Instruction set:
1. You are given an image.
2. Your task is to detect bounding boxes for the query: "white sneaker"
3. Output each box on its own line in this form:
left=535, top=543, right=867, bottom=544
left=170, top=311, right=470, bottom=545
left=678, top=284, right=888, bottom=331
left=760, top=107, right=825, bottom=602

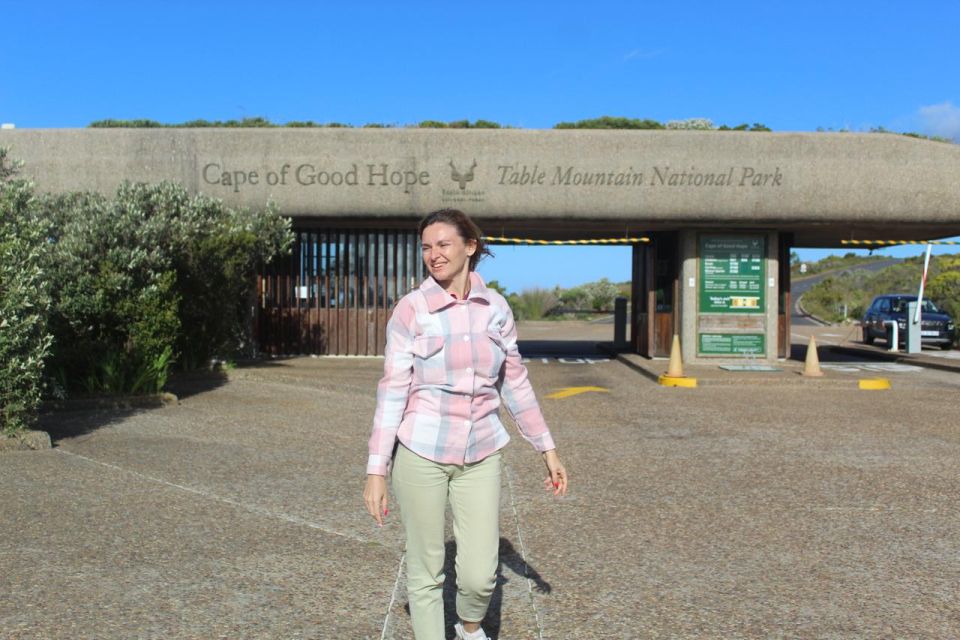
left=454, top=621, right=491, bottom=640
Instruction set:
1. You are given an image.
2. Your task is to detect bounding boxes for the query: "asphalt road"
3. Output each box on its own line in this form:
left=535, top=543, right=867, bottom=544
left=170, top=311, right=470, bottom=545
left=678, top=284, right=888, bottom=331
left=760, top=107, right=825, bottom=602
left=792, top=258, right=901, bottom=326
left=3, top=350, right=959, bottom=639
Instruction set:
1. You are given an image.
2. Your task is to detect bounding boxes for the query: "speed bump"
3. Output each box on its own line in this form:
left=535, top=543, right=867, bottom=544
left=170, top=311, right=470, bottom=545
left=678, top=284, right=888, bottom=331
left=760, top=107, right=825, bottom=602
left=859, top=378, right=892, bottom=390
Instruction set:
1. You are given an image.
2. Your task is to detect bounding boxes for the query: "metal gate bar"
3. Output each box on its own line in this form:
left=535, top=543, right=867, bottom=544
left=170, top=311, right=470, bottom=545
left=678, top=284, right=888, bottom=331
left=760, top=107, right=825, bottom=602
left=257, top=226, right=423, bottom=356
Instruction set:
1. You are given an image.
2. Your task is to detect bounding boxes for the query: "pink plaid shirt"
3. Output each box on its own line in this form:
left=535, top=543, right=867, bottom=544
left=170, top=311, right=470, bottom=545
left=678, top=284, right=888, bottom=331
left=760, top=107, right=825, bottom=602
left=367, top=272, right=556, bottom=475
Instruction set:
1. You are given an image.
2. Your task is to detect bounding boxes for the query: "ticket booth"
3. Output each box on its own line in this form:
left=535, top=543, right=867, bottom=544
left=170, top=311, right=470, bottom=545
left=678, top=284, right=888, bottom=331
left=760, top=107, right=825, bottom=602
left=677, top=231, right=784, bottom=364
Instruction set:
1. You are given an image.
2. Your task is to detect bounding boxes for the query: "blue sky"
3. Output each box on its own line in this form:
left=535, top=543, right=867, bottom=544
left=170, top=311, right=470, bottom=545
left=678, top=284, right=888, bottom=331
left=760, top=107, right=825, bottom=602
left=4, top=1, right=959, bottom=292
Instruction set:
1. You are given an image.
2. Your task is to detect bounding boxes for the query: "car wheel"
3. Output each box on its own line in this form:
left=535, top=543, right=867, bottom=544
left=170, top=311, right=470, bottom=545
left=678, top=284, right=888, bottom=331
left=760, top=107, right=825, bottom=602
left=863, top=329, right=874, bottom=345
left=941, top=343, right=954, bottom=351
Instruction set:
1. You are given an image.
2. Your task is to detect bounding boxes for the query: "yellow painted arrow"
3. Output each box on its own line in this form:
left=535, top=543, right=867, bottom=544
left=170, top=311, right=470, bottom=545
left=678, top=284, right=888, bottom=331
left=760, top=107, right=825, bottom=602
left=545, top=386, right=610, bottom=399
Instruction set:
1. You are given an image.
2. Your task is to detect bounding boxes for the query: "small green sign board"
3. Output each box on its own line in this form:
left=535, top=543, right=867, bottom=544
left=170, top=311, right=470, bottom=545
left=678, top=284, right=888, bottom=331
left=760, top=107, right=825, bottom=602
left=699, top=235, right=765, bottom=313
left=699, top=333, right=765, bottom=355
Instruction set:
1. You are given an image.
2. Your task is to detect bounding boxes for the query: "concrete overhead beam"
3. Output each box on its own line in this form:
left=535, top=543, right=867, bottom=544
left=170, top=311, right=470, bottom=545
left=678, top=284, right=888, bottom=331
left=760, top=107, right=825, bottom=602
left=3, top=128, right=959, bottom=238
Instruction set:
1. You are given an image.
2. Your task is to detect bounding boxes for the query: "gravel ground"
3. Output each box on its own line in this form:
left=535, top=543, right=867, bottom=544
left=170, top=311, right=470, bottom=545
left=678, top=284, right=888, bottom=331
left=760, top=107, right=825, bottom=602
left=2, top=351, right=958, bottom=639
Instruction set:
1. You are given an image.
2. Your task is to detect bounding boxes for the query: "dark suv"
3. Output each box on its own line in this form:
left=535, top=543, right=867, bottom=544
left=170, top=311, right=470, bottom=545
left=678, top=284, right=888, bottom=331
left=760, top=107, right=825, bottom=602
left=862, top=294, right=955, bottom=349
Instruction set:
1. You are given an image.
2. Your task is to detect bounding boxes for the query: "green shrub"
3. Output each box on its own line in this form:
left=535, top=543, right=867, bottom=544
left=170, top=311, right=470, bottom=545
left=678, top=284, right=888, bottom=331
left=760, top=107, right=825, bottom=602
left=174, top=201, right=293, bottom=368
left=0, top=148, right=54, bottom=433
left=581, top=278, right=620, bottom=311
left=37, top=181, right=293, bottom=396
left=39, top=185, right=183, bottom=396
left=927, top=261, right=960, bottom=331
left=512, top=288, right=558, bottom=320
left=558, top=286, right=589, bottom=310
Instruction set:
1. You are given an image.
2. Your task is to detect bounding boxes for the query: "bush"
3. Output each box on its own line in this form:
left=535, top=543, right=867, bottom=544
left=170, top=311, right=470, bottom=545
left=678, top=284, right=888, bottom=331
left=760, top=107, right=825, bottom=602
left=40, top=186, right=183, bottom=395
left=928, top=265, right=960, bottom=328
left=581, top=278, right=620, bottom=311
left=174, top=200, right=293, bottom=368
left=0, top=148, right=54, bottom=433
left=559, top=286, right=589, bottom=310
left=37, top=181, right=293, bottom=396
left=511, top=288, right=559, bottom=320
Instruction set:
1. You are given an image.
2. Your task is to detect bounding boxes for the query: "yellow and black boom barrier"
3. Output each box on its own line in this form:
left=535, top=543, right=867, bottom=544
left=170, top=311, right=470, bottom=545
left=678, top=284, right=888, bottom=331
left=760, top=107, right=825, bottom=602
left=482, top=236, right=650, bottom=246
left=841, top=239, right=960, bottom=247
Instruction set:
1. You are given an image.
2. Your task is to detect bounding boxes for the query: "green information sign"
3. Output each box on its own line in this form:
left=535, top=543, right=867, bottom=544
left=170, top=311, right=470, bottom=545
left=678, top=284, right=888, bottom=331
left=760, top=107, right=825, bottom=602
left=699, top=333, right=765, bottom=355
left=699, top=235, right=765, bottom=314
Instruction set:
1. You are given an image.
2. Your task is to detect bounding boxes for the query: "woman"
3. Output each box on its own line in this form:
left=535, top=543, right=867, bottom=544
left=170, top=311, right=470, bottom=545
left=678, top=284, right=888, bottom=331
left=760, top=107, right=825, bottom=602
left=363, top=208, right=568, bottom=640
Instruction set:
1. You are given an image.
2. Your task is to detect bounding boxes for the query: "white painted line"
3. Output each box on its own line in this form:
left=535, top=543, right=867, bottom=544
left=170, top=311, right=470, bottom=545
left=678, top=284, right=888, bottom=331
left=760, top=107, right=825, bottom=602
left=819, top=362, right=923, bottom=373
left=504, top=463, right=546, bottom=640
left=521, top=357, right=611, bottom=365
left=925, top=351, right=960, bottom=359
left=56, top=448, right=375, bottom=545
left=380, top=552, right=406, bottom=640
left=819, top=365, right=861, bottom=372
left=861, top=364, right=923, bottom=373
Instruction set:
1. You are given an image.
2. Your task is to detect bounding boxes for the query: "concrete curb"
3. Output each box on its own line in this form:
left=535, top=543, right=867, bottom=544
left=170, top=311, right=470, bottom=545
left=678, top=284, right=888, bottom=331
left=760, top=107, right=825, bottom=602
left=600, top=342, right=896, bottom=388
left=0, top=430, right=52, bottom=451
left=795, top=293, right=832, bottom=326
left=41, top=392, right=179, bottom=414
left=597, top=343, right=661, bottom=383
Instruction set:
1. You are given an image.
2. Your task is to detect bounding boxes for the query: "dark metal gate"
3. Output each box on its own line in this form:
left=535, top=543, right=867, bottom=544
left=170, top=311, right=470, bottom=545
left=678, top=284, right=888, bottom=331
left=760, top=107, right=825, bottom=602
left=256, top=227, right=425, bottom=356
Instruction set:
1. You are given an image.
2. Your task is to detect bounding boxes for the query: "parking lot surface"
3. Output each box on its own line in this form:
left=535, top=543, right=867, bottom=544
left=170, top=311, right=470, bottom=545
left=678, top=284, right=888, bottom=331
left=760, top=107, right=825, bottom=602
left=2, top=347, right=959, bottom=639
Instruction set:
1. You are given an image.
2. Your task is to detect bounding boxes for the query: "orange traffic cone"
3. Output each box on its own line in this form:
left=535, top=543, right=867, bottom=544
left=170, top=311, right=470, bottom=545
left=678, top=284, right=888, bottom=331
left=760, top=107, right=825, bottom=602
left=660, top=335, right=697, bottom=387
left=664, top=335, right=685, bottom=377
left=801, top=335, right=824, bottom=377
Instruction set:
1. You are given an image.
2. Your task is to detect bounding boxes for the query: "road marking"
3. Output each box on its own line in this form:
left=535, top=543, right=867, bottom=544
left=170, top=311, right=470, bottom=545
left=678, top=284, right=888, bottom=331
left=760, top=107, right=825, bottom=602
left=861, top=364, right=923, bottom=372
left=55, top=448, right=376, bottom=545
left=925, top=350, right=960, bottom=359
left=818, top=365, right=861, bottom=373
left=860, top=378, right=892, bottom=390
left=380, top=552, right=406, bottom=640
left=503, top=463, right=546, bottom=640
left=820, top=363, right=923, bottom=373
left=545, top=386, right=610, bottom=399
left=521, top=357, right=611, bottom=365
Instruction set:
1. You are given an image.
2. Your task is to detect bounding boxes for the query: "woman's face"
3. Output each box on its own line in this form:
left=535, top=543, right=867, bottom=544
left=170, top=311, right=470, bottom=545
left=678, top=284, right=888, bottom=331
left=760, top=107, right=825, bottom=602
left=421, top=222, right=476, bottom=285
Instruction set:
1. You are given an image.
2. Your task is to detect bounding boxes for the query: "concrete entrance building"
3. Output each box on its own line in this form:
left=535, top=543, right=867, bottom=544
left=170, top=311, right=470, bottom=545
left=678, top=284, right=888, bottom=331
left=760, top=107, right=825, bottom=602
left=5, top=128, right=960, bottom=362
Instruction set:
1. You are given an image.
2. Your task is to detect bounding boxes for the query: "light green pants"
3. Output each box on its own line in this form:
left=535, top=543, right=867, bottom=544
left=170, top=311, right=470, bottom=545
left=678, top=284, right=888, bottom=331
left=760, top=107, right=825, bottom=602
left=392, top=445, right=502, bottom=640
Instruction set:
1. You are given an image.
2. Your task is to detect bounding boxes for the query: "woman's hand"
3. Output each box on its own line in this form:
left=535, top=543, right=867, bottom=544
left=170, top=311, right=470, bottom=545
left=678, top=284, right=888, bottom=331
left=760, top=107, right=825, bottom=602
left=541, top=449, right=568, bottom=497
left=363, top=474, right=389, bottom=526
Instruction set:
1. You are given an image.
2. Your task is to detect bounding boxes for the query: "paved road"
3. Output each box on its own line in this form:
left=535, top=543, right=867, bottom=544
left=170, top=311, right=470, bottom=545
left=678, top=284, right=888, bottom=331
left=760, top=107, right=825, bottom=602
left=792, top=258, right=901, bottom=326
left=3, top=351, right=958, bottom=639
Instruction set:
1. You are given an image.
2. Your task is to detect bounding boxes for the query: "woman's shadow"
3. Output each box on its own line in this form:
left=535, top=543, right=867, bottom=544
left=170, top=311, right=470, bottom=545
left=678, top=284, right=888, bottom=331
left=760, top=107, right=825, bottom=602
left=404, top=537, right=552, bottom=640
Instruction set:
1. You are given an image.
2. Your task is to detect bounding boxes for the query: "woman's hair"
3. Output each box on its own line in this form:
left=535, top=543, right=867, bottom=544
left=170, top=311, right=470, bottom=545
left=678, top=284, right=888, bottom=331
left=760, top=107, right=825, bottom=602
left=418, top=208, right=493, bottom=271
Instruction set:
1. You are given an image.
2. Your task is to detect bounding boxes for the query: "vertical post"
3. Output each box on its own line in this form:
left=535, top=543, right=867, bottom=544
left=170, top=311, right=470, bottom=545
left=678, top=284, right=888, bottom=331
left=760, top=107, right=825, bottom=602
left=906, top=301, right=921, bottom=353
left=614, top=297, right=627, bottom=348
left=645, top=243, right=655, bottom=358
left=630, top=243, right=642, bottom=353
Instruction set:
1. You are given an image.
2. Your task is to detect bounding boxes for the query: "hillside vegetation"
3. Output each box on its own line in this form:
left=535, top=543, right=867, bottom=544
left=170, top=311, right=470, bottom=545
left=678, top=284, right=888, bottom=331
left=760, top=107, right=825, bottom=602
left=790, top=252, right=888, bottom=279
left=801, top=253, right=960, bottom=324
left=486, top=278, right=631, bottom=321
